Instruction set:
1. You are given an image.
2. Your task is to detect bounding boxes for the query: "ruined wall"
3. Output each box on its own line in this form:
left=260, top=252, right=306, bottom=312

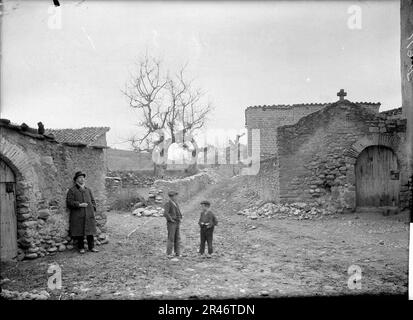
left=0, top=126, right=107, bottom=260
left=277, top=102, right=408, bottom=212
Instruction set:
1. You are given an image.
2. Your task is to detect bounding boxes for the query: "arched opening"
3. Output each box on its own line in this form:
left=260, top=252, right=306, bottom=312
left=0, top=159, right=17, bottom=260
left=355, top=145, right=400, bottom=207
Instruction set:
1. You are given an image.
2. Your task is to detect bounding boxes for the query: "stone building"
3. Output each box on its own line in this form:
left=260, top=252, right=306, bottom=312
left=0, top=120, right=109, bottom=261
left=245, top=90, right=410, bottom=213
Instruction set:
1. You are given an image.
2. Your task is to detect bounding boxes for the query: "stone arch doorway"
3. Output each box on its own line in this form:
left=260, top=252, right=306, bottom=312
left=355, top=145, right=400, bottom=207
left=0, top=159, right=17, bottom=260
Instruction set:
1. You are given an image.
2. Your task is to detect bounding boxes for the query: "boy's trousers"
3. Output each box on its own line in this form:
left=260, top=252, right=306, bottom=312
left=199, top=226, right=214, bottom=254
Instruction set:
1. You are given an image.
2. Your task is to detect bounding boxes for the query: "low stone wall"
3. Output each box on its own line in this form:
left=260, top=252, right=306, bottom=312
left=105, top=170, right=188, bottom=210
left=153, top=171, right=214, bottom=203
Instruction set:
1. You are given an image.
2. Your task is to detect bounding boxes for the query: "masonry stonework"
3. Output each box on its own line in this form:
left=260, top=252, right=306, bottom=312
left=0, top=123, right=108, bottom=260
left=244, top=89, right=411, bottom=214
left=277, top=101, right=408, bottom=212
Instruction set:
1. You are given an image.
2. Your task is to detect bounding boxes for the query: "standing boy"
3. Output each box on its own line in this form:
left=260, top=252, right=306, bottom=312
left=198, top=200, right=218, bottom=257
left=163, top=190, right=182, bottom=257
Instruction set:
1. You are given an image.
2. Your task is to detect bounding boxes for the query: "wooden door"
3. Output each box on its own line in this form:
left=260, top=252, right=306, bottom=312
left=355, top=146, right=400, bottom=207
left=0, top=159, right=17, bottom=260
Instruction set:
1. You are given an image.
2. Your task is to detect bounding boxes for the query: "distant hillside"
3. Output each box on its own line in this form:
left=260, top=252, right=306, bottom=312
left=106, top=148, right=153, bottom=171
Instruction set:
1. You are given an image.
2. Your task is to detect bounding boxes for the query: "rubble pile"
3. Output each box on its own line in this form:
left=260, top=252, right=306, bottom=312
left=131, top=188, right=165, bottom=217
left=237, top=202, right=334, bottom=220
left=131, top=205, right=164, bottom=218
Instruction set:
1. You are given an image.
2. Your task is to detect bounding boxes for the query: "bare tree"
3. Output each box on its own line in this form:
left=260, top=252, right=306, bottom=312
left=122, top=54, right=212, bottom=174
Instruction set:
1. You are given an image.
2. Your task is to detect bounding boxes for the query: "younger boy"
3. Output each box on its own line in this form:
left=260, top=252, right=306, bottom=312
left=198, top=200, right=218, bottom=257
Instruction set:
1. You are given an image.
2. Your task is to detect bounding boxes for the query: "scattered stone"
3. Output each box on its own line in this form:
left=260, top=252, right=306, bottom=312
left=379, top=240, right=385, bottom=245
left=100, top=238, right=109, bottom=245
left=58, top=244, right=66, bottom=252
left=238, top=201, right=334, bottom=221
left=143, top=210, right=153, bottom=217
left=132, top=208, right=145, bottom=216
left=24, top=253, right=38, bottom=259
left=47, top=247, right=57, bottom=253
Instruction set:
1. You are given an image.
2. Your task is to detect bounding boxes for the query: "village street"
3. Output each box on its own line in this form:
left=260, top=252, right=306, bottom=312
left=0, top=176, right=409, bottom=299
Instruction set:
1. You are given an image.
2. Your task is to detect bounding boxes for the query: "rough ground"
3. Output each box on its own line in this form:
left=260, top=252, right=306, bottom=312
left=1, top=176, right=409, bottom=299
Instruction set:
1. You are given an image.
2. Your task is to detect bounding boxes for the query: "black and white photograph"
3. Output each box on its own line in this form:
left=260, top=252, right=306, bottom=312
left=0, top=0, right=412, bottom=309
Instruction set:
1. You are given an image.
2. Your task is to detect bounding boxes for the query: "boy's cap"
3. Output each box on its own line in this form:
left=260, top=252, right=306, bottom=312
left=200, top=200, right=211, bottom=206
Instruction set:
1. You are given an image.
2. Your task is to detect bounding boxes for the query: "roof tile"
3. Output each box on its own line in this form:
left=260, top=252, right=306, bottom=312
left=45, top=127, right=110, bottom=147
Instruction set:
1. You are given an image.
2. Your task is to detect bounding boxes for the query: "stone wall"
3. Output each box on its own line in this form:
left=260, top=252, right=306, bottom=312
left=245, top=157, right=279, bottom=202
left=245, top=102, right=380, bottom=160
left=105, top=170, right=188, bottom=210
left=277, top=101, right=408, bottom=212
left=245, top=104, right=328, bottom=159
left=0, top=125, right=108, bottom=260
left=153, top=171, right=214, bottom=203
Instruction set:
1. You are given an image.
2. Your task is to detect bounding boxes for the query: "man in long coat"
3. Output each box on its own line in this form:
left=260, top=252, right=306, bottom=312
left=163, top=190, right=182, bottom=257
left=66, top=171, right=99, bottom=254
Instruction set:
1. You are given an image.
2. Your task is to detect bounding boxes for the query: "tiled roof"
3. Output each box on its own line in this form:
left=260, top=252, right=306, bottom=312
left=45, top=127, right=110, bottom=147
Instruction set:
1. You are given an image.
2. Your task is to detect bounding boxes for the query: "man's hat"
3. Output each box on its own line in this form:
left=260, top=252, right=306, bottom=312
left=168, top=190, right=178, bottom=197
left=200, top=200, right=211, bottom=206
left=73, top=171, right=86, bottom=181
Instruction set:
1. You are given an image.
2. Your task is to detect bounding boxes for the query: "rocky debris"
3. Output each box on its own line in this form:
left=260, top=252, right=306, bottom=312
left=1, top=289, right=50, bottom=300
left=237, top=202, right=334, bottom=220
left=132, top=205, right=164, bottom=218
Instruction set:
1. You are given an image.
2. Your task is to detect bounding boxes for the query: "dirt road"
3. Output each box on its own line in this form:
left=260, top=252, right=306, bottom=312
left=1, top=177, right=409, bottom=299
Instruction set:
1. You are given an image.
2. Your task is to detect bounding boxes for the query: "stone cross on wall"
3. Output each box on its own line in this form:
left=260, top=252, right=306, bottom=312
left=337, top=89, right=347, bottom=101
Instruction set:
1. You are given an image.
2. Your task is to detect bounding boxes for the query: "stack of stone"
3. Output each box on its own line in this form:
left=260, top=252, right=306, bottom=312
left=0, top=289, right=50, bottom=300
left=147, top=188, right=164, bottom=205
left=237, top=202, right=333, bottom=221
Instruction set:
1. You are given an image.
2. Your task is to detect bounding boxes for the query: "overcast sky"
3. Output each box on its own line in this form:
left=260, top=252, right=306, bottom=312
left=1, top=0, right=401, bottom=149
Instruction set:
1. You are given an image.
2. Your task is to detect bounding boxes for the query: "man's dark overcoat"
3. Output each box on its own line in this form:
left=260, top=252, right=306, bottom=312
left=66, top=184, right=97, bottom=236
